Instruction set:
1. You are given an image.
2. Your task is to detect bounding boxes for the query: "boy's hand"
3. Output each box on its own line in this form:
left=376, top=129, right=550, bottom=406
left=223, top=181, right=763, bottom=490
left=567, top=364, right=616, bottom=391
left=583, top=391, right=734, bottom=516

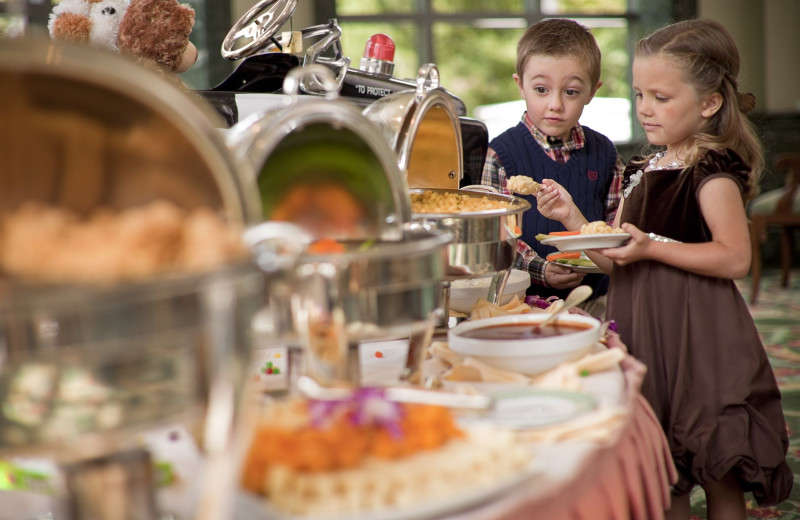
left=536, top=179, right=578, bottom=224
left=544, top=262, right=586, bottom=289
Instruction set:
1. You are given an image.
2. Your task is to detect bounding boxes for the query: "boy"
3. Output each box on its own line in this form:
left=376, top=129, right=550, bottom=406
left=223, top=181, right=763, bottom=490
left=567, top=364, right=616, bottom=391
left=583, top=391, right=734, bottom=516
left=481, top=18, right=624, bottom=315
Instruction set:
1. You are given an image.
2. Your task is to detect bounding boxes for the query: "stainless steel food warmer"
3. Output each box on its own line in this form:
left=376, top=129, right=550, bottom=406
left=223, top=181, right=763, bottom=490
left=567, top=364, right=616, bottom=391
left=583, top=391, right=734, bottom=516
left=230, top=66, right=453, bottom=387
left=0, top=37, right=276, bottom=520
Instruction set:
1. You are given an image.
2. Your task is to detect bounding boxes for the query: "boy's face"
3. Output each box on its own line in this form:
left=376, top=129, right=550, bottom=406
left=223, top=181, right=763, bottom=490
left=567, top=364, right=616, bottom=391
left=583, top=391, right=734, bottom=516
left=514, top=54, right=600, bottom=141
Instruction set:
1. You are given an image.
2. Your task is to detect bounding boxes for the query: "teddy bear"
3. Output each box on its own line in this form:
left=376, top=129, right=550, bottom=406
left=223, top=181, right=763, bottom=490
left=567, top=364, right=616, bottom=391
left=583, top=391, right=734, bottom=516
left=48, top=0, right=198, bottom=74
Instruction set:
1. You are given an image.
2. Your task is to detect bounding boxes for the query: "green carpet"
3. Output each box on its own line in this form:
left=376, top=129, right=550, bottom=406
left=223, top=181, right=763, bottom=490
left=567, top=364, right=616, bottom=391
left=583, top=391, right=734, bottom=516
left=689, top=269, right=800, bottom=519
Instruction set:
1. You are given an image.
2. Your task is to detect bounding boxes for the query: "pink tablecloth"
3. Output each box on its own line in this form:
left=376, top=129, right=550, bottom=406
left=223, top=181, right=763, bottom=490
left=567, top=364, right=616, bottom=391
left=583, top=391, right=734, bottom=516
left=439, top=354, right=679, bottom=520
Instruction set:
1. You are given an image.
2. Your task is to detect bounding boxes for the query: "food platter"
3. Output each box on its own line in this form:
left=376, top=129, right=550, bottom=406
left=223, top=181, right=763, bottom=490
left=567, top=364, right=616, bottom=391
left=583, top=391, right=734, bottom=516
left=546, top=252, right=603, bottom=274
left=235, top=454, right=542, bottom=520
left=540, top=233, right=630, bottom=252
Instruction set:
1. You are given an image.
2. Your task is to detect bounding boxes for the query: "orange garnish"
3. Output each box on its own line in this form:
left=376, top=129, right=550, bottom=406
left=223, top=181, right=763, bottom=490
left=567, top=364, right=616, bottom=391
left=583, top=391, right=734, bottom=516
left=549, top=230, right=581, bottom=236
left=308, top=238, right=345, bottom=254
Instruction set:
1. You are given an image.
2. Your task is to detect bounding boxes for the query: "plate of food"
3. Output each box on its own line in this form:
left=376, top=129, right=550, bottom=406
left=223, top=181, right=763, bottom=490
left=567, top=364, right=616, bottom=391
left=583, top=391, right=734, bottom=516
left=546, top=252, right=603, bottom=274
left=237, top=394, right=540, bottom=520
left=236, top=451, right=542, bottom=520
left=537, top=222, right=629, bottom=252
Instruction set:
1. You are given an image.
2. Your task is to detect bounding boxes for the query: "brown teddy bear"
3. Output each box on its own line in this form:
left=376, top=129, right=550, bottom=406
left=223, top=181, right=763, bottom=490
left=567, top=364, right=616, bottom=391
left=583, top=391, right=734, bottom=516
left=48, top=0, right=198, bottom=74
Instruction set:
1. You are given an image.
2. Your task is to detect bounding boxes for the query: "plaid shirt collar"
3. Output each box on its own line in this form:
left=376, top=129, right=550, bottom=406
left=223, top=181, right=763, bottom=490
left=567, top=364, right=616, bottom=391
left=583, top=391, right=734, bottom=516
left=522, top=112, right=585, bottom=153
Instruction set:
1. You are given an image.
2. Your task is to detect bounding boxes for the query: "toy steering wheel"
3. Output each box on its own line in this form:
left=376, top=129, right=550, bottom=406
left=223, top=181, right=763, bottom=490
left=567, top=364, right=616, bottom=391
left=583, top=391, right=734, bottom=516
left=222, top=0, right=298, bottom=60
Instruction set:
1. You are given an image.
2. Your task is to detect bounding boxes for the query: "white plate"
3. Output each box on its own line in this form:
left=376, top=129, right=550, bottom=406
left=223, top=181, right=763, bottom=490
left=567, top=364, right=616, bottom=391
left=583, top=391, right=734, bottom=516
left=234, top=456, right=542, bottom=520
left=459, top=388, right=597, bottom=431
left=546, top=253, right=603, bottom=274
left=540, top=233, right=630, bottom=252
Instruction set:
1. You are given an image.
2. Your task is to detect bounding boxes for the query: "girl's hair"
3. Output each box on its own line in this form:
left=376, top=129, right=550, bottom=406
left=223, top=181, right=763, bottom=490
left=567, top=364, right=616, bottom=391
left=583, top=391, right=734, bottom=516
left=516, top=18, right=601, bottom=87
left=636, top=18, right=763, bottom=200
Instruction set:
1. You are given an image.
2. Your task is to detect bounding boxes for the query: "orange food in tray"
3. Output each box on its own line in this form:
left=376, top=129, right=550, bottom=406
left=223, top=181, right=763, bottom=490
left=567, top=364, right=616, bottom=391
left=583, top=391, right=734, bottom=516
left=241, top=393, right=531, bottom=517
left=307, top=237, right=346, bottom=254
left=242, top=397, right=463, bottom=490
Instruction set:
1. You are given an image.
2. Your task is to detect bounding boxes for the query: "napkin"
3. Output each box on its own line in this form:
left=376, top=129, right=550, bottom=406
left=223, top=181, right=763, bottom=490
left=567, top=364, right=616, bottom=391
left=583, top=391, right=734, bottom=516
left=427, top=342, right=630, bottom=444
left=429, top=341, right=626, bottom=390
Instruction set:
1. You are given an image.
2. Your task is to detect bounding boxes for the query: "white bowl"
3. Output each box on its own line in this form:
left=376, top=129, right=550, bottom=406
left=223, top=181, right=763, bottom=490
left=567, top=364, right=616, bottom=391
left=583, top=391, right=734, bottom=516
left=448, top=313, right=601, bottom=375
left=449, top=269, right=531, bottom=314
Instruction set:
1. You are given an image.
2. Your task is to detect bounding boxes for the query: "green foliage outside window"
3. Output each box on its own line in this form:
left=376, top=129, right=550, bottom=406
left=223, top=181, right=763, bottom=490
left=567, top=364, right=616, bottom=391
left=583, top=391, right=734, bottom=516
left=336, top=0, right=631, bottom=116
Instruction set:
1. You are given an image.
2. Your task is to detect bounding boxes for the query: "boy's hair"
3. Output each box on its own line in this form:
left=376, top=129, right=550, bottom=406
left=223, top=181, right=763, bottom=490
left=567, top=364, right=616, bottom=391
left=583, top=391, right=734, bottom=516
left=637, top=18, right=763, bottom=201
left=516, top=18, right=601, bottom=86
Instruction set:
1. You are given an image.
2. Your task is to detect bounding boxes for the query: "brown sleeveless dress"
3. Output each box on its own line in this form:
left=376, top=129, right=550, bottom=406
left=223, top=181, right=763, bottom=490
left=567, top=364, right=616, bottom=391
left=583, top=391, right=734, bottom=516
left=607, top=149, right=792, bottom=504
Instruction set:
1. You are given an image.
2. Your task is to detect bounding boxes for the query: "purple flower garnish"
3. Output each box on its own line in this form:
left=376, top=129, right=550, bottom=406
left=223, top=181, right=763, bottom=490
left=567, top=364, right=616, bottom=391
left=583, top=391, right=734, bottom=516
left=308, top=387, right=405, bottom=439
left=524, top=294, right=561, bottom=309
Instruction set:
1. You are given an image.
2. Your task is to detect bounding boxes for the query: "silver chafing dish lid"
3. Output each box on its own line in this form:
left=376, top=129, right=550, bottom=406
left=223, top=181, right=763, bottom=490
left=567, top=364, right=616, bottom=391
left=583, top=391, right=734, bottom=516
left=362, top=64, right=463, bottom=190
left=0, top=37, right=261, bottom=224
left=227, top=65, right=412, bottom=242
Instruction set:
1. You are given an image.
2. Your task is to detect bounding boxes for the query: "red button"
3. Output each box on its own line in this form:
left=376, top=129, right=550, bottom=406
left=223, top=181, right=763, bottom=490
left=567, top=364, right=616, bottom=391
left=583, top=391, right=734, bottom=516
left=364, top=34, right=395, bottom=62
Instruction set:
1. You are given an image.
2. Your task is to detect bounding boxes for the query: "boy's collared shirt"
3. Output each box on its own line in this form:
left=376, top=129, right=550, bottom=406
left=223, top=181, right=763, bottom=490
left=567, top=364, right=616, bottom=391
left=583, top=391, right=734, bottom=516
left=481, top=112, right=625, bottom=286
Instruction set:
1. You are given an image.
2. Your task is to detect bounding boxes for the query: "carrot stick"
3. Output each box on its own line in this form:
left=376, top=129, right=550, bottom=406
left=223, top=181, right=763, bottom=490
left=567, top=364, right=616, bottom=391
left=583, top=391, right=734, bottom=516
left=547, top=252, right=582, bottom=260
left=549, top=230, right=581, bottom=236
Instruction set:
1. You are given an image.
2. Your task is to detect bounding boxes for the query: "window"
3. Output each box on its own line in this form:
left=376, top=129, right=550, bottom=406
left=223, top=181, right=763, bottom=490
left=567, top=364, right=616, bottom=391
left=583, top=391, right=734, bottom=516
left=329, top=0, right=679, bottom=144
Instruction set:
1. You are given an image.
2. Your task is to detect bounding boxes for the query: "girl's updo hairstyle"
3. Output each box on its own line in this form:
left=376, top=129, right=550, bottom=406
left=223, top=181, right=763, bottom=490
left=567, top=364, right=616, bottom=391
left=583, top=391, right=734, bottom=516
left=636, top=19, right=763, bottom=200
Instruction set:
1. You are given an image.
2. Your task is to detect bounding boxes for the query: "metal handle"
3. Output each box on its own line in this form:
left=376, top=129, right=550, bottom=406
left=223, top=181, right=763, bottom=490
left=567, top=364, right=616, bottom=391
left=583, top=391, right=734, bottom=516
left=283, top=64, right=340, bottom=101
left=243, top=221, right=312, bottom=273
left=415, top=63, right=440, bottom=98
left=301, top=19, right=351, bottom=92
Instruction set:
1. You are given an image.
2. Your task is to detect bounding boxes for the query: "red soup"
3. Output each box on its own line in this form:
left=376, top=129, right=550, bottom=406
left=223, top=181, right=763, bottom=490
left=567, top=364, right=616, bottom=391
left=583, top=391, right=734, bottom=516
left=459, top=321, right=593, bottom=341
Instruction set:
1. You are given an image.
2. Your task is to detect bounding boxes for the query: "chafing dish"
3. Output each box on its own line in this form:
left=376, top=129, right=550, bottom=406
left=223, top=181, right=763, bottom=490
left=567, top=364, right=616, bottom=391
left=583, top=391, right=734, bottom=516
left=0, top=37, right=272, bottom=520
left=410, top=188, right=532, bottom=311
left=0, top=38, right=260, bottom=223
left=227, top=65, right=410, bottom=243
left=233, top=66, right=452, bottom=388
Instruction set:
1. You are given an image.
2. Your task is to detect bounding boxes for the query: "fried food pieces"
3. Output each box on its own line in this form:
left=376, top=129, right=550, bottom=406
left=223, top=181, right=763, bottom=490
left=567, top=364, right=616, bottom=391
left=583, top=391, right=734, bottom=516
left=506, top=176, right=541, bottom=195
left=0, top=200, right=247, bottom=284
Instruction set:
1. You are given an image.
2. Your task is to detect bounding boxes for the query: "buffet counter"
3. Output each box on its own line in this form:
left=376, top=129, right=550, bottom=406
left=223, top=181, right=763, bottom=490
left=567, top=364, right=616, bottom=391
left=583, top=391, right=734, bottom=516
left=3, top=337, right=676, bottom=520
left=353, top=338, right=678, bottom=520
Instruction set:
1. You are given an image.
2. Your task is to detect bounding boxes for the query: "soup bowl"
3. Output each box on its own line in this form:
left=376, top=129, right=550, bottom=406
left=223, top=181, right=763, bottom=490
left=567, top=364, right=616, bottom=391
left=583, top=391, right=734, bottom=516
left=448, top=313, right=601, bottom=375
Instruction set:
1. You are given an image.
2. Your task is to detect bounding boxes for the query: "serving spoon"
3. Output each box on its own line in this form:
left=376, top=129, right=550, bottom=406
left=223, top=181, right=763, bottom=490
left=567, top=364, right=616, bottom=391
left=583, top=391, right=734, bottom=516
left=539, top=284, right=593, bottom=328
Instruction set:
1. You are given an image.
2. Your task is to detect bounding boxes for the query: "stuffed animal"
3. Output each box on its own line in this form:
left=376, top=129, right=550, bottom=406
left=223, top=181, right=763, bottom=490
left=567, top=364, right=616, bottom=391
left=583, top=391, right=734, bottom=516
left=48, top=0, right=198, bottom=74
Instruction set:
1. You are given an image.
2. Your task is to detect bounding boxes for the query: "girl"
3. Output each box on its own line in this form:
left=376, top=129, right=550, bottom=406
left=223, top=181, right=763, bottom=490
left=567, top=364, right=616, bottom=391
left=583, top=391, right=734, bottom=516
left=536, top=19, right=792, bottom=519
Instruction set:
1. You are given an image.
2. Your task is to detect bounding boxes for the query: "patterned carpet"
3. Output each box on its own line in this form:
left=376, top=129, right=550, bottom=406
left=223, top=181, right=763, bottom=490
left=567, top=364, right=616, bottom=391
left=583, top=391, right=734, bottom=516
left=689, top=269, right=800, bottom=519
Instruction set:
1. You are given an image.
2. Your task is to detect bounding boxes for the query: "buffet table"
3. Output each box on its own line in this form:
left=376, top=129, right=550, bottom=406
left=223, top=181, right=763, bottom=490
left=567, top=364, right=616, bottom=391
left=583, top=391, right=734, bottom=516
left=353, top=338, right=678, bottom=520
left=2, top=338, right=677, bottom=520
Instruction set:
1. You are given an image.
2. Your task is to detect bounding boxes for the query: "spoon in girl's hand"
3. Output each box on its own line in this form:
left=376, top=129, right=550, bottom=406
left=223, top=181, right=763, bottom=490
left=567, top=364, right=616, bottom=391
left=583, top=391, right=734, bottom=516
left=539, top=284, right=593, bottom=328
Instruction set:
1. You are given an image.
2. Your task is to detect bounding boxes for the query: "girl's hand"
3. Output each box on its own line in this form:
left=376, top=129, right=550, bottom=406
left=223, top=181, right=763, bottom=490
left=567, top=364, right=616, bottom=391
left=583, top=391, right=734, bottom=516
left=597, top=223, right=650, bottom=265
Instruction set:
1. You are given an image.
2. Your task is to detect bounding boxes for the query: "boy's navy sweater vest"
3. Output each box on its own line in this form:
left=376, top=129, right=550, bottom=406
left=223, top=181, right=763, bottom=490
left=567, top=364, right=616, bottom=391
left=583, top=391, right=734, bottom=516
left=489, top=123, right=617, bottom=300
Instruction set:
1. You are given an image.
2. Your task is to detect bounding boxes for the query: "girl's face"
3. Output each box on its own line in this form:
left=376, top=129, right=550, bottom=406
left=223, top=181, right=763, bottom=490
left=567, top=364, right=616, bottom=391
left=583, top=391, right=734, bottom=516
left=632, top=53, right=722, bottom=156
left=514, top=54, right=600, bottom=141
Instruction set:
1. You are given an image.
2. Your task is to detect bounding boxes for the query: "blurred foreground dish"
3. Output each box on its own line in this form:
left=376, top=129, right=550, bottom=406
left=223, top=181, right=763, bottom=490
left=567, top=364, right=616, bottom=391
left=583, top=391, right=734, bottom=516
left=0, top=200, right=248, bottom=285
left=242, top=393, right=531, bottom=517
